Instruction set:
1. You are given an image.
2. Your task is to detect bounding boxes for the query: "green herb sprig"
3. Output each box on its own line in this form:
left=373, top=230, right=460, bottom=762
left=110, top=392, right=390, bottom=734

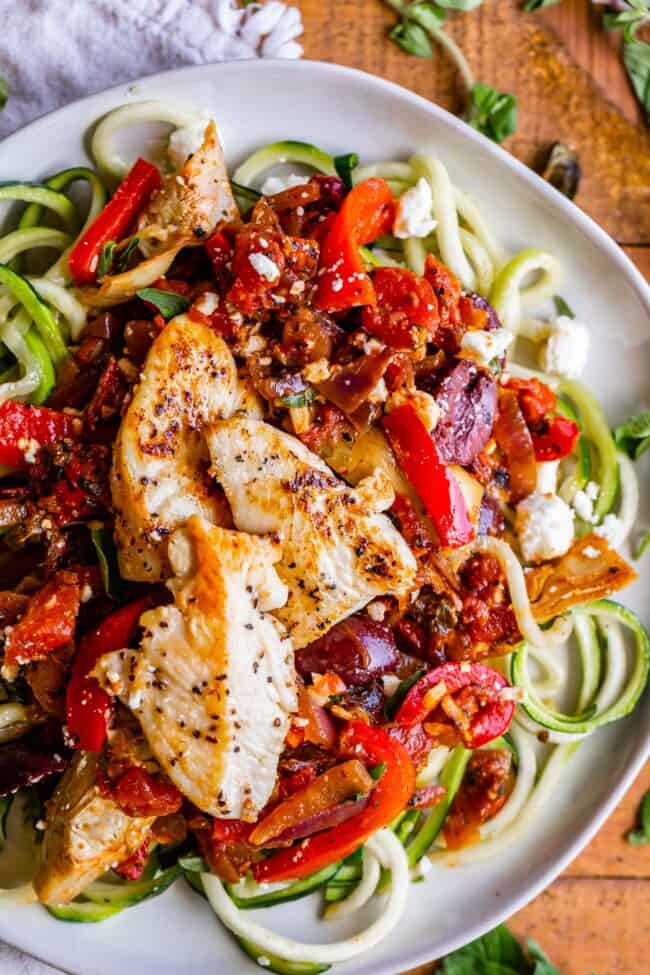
left=626, top=788, right=650, bottom=844
left=440, top=924, right=569, bottom=975
left=613, top=409, right=650, bottom=460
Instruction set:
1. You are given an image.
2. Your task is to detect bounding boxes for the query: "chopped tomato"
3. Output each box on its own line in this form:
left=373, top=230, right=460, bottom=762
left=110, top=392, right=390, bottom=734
left=443, top=749, right=514, bottom=849
left=252, top=721, right=415, bottom=882
left=382, top=402, right=475, bottom=548
left=204, top=229, right=233, bottom=282
left=361, top=268, right=438, bottom=348
left=316, top=178, right=394, bottom=312
left=504, top=376, right=557, bottom=426
left=0, top=401, right=79, bottom=469
left=492, top=388, right=537, bottom=502
left=4, top=571, right=81, bottom=668
left=424, top=255, right=463, bottom=349
left=395, top=661, right=515, bottom=748
left=113, top=767, right=183, bottom=818
left=531, top=415, right=580, bottom=462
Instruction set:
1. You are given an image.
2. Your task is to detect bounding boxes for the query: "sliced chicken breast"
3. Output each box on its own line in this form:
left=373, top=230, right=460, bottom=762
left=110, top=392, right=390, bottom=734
left=34, top=751, right=155, bottom=905
left=206, top=418, right=418, bottom=649
left=93, top=516, right=297, bottom=822
left=111, top=315, right=257, bottom=582
left=138, top=121, right=238, bottom=257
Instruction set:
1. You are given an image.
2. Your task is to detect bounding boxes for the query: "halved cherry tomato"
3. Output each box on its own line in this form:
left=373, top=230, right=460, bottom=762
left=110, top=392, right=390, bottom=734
left=316, top=178, right=394, bottom=312
left=504, top=376, right=557, bottom=426
left=395, top=661, right=515, bottom=748
left=531, top=415, right=579, bottom=461
left=361, top=267, right=438, bottom=348
left=0, top=401, right=79, bottom=469
left=424, top=255, right=462, bottom=327
left=113, top=767, right=183, bottom=817
left=252, top=721, right=415, bottom=882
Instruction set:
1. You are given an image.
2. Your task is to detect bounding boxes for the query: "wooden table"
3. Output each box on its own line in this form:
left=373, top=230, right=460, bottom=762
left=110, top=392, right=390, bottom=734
left=299, top=2, right=649, bottom=970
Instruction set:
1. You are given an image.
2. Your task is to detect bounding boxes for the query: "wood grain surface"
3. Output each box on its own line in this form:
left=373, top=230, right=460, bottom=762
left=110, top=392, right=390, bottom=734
left=299, top=2, right=649, bottom=971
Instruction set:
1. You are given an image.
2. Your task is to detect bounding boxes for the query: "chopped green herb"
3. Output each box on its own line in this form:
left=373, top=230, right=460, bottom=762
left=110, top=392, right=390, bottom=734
left=553, top=295, right=575, bottom=319
left=384, top=668, right=425, bottom=720
left=279, top=388, right=317, bottom=408
left=468, top=83, right=518, bottom=143
left=136, top=288, right=190, bottom=320
left=117, top=236, right=141, bottom=272
left=334, top=152, right=359, bottom=191
left=626, top=788, right=650, bottom=845
left=613, top=410, right=650, bottom=460
left=369, top=761, right=387, bottom=781
left=91, top=527, right=123, bottom=600
left=97, top=241, right=116, bottom=279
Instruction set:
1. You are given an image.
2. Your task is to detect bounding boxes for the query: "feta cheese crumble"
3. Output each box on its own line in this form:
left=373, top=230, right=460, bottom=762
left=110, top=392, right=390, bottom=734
left=536, top=460, right=560, bottom=494
left=393, top=177, right=436, bottom=240
left=515, top=491, right=575, bottom=563
left=459, top=327, right=513, bottom=367
left=539, top=315, right=590, bottom=379
left=572, top=480, right=600, bottom=523
left=248, top=252, right=280, bottom=282
left=594, top=513, right=625, bottom=548
left=260, top=172, right=309, bottom=196
left=195, top=291, right=220, bottom=315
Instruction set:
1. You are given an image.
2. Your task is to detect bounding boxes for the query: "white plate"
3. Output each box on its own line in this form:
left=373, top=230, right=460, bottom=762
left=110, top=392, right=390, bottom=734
left=0, top=59, right=648, bottom=975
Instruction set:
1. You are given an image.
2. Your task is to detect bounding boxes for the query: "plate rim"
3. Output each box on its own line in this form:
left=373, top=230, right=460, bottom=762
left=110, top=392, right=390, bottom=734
left=0, top=56, right=648, bottom=975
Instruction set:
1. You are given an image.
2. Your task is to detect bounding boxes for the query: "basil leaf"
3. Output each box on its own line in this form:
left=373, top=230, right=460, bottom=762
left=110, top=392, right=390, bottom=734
left=384, top=668, right=425, bottom=720
left=334, top=152, right=359, bottom=191
left=468, top=83, right=518, bottom=143
left=613, top=410, right=650, bottom=459
left=97, top=241, right=116, bottom=279
left=434, top=0, right=483, bottom=9
left=626, top=788, right=650, bottom=844
left=623, top=38, right=650, bottom=119
left=626, top=828, right=650, bottom=845
left=407, top=1, right=447, bottom=31
left=389, top=20, right=433, bottom=57
left=136, top=288, right=190, bottom=320
left=528, top=939, right=563, bottom=975
left=553, top=295, right=575, bottom=319
left=91, top=527, right=123, bottom=600
left=635, top=529, right=650, bottom=560
left=524, top=0, right=562, bottom=9
left=116, top=236, right=141, bottom=272
left=0, top=78, right=8, bottom=112
left=440, top=924, right=529, bottom=975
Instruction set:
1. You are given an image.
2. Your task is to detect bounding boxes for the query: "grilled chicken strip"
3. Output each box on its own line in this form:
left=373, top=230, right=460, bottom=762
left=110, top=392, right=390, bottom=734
left=93, top=516, right=297, bottom=821
left=34, top=751, right=155, bottom=905
left=111, top=315, right=258, bottom=582
left=206, top=418, right=418, bottom=649
left=138, top=121, right=238, bottom=257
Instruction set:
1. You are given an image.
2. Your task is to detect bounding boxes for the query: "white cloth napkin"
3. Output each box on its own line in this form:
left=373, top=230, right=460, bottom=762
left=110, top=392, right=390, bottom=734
left=0, top=1, right=302, bottom=971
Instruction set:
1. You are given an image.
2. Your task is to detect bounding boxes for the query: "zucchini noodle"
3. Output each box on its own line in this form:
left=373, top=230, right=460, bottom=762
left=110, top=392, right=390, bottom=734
left=202, top=830, right=410, bottom=966
left=403, top=236, right=428, bottom=276
left=559, top=380, right=619, bottom=520
left=459, top=228, right=494, bottom=296
left=351, top=161, right=415, bottom=185
left=0, top=310, right=43, bottom=402
left=525, top=644, right=564, bottom=695
left=0, top=228, right=70, bottom=266
left=574, top=614, right=602, bottom=712
left=410, top=155, right=476, bottom=290
left=453, top=186, right=508, bottom=270
left=593, top=618, right=628, bottom=712
left=489, top=249, right=563, bottom=334
left=323, top=846, right=381, bottom=920
left=27, top=278, right=87, bottom=340
left=473, top=535, right=573, bottom=647
left=91, top=100, right=203, bottom=180
left=615, top=451, right=640, bottom=545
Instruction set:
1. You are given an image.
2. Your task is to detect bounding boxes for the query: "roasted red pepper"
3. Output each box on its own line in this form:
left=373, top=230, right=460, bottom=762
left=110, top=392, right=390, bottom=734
left=505, top=377, right=556, bottom=426
left=531, top=415, right=580, bottom=462
left=395, top=661, right=515, bottom=748
left=382, top=402, right=475, bottom=548
left=252, top=721, right=415, bottom=883
left=0, top=401, right=78, bottom=469
left=316, top=178, right=394, bottom=312
left=68, top=158, right=161, bottom=286
left=4, top=571, right=81, bottom=668
left=113, top=766, right=183, bottom=818
left=492, top=388, right=537, bottom=503
left=66, top=596, right=152, bottom=751
left=361, top=267, right=438, bottom=348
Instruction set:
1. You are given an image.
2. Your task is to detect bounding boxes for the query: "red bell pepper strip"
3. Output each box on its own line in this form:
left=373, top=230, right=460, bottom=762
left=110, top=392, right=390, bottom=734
left=68, top=158, right=161, bottom=286
left=252, top=721, right=415, bottom=883
left=395, top=662, right=515, bottom=748
left=0, top=401, right=79, bottom=468
left=66, top=596, right=151, bottom=752
left=531, top=415, right=580, bottom=462
left=382, top=402, right=475, bottom=548
left=316, top=178, right=394, bottom=313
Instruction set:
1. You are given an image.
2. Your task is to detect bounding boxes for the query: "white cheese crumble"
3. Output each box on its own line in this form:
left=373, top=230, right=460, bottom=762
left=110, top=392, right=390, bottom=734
left=572, top=480, right=600, bottom=523
left=248, top=252, right=281, bottom=282
left=302, top=358, right=331, bottom=384
left=260, top=172, right=309, bottom=196
left=367, top=601, right=387, bottom=622
left=393, top=177, right=436, bottom=240
left=195, top=291, right=220, bottom=315
left=594, top=513, right=625, bottom=548
left=538, top=315, right=590, bottom=379
left=410, top=390, right=440, bottom=433
left=460, top=327, right=513, bottom=367
left=583, top=545, right=600, bottom=558
left=382, top=674, right=401, bottom=697
left=536, top=460, right=560, bottom=494
left=515, top=491, right=575, bottom=563
left=168, top=118, right=210, bottom=170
